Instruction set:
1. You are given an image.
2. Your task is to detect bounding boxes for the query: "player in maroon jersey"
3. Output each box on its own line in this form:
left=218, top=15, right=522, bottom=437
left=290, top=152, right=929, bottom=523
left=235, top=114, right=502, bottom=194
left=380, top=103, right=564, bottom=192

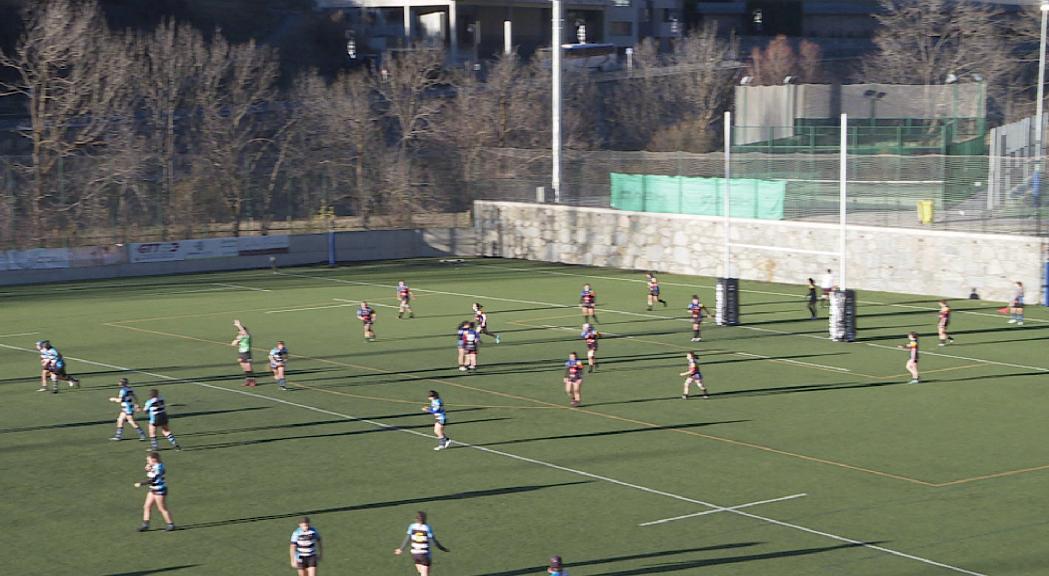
left=579, top=284, right=598, bottom=323
left=397, top=281, right=415, bottom=319
left=937, top=300, right=954, bottom=346
left=645, top=272, right=667, bottom=310
left=472, top=303, right=501, bottom=344
left=679, top=351, right=708, bottom=399
left=580, top=323, right=601, bottom=373
left=897, top=332, right=920, bottom=384
left=686, top=295, right=709, bottom=342
left=357, top=302, right=376, bottom=341
left=563, top=352, right=585, bottom=407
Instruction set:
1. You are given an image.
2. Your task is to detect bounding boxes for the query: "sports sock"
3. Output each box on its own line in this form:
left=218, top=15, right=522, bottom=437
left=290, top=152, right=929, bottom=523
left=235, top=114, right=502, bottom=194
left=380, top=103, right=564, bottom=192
left=165, top=432, right=179, bottom=448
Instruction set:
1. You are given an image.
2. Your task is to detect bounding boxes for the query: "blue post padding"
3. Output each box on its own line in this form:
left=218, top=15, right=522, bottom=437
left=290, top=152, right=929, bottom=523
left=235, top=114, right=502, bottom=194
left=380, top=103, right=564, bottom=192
left=327, top=230, right=336, bottom=266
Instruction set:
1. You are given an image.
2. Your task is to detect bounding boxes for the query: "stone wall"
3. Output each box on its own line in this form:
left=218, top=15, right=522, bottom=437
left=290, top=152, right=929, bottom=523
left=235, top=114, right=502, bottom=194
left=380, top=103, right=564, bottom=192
left=475, top=201, right=1045, bottom=303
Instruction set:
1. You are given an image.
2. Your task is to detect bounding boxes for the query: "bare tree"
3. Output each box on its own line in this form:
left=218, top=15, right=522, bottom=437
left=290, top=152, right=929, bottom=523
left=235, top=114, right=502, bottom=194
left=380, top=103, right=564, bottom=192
left=193, top=36, right=283, bottom=236
left=862, top=0, right=1014, bottom=120
left=748, top=35, right=822, bottom=85
left=0, top=0, right=137, bottom=244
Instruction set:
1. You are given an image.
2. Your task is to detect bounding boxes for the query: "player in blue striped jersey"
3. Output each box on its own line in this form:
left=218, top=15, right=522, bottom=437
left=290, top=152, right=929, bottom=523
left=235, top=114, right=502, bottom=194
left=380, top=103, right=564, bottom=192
left=269, top=341, right=289, bottom=390
left=109, top=378, right=147, bottom=441
left=423, top=390, right=450, bottom=451
left=143, top=389, right=181, bottom=451
left=134, top=451, right=175, bottom=531
left=394, top=511, right=449, bottom=576
left=36, top=340, right=79, bottom=393
left=289, top=516, right=322, bottom=576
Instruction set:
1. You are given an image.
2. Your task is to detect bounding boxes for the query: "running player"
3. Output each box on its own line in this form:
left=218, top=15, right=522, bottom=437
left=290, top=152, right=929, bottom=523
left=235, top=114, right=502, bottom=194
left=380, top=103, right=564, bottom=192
left=679, top=351, right=708, bottom=399
left=579, top=284, right=598, bottom=323
left=357, top=301, right=377, bottom=341
left=1008, top=281, right=1024, bottom=325
left=397, top=281, right=415, bottom=319
left=38, top=340, right=80, bottom=392
left=290, top=516, right=322, bottom=576
left=937, top=300, right=954, bottom=346
left=581, top=323, right=601, bottom=373
left=423, top=390, right=450, bottom=451
left=109, top=378, right=147, bottom=441
left=897, top=332, right=920, bottom=384
left=455, top=321, right=470, bottom=371
left=269, top=340, right=289, bottom=390
left=646, top=272, right=667, bottom=310
left=231, top=320, right=256, bottom=387
left=687, top=295, right=710, bottom=342
left=563, top=352, right=584, bottom=407
left=472, top=303, right=500, bottom=343
left=394, top=511, right=449, bottom=576
left=461, top=322, right=479, bottom=371
left=806, top=278, right=818, bottom=320
left=548, top=556, right=567, bottom=576
left=143, top=389, right=181, bottom=451
left=134, top=451, right=175, bottom=532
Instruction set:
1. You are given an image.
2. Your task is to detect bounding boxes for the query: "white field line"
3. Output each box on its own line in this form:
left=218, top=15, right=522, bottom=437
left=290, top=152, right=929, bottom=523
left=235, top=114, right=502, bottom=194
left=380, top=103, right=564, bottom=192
left=736, top=352, right=851, bottom=373
left=0, top=331, right=40, bottom=338
left=150, top=287, right=238, bottom=295
left=0, top=343, right=989, bottom=576
left=213, top=283, right=270, bottom=292
left=640, top=493, right=807, bottom=527
left=472, top=261, right=1048, bottom=324
left=331, top=297, right=400, bottom=310
left=266, top=303, right=356, bottom=314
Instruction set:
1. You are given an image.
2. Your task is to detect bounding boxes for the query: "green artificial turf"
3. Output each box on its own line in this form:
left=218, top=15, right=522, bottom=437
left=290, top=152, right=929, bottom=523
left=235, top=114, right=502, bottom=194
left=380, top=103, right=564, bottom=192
left=1, top=258, right=1046, bottom=576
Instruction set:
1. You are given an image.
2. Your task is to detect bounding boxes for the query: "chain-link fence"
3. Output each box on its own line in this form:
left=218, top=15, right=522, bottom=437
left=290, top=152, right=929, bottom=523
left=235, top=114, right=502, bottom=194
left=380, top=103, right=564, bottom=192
left=466, top=147, right=1047, bottom=236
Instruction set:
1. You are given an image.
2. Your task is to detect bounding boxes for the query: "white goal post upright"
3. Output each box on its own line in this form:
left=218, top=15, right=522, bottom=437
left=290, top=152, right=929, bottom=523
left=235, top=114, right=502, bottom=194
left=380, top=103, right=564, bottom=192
left=717, top=112, right=854, bottom=339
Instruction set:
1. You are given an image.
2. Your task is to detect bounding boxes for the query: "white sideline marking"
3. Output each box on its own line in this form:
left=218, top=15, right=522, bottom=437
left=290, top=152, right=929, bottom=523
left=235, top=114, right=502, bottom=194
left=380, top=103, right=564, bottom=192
left=640, top=493, right=807, bottom=526
left=152, top=286, right=238, bottom=295
left=213, top=282, right=270, bottom=292
left=266, top=303, right=356, bottom=314
left=0, top=343, right=988, bottom=576
left=0, top=332, right=40, bottom=338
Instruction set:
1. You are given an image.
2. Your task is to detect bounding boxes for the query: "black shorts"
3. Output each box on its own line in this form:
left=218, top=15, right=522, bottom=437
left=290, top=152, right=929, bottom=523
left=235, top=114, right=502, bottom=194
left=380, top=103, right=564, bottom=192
left=50, top=365, right=67, bottom=377
left=586, top=342, right=598, bottom=351
left=412, top=554, right=432, bottom=567
left=238, top=352, right=252, bottom=363
left=151, top=414, right=169, bottom=427
left=297, top=555, right=318, bottom=568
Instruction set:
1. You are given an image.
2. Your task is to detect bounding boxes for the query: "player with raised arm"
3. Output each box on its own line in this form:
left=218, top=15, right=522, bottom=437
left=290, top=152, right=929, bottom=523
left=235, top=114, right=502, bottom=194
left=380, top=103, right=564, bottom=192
left=134, top=451, right=175, bottom=532
left=397, top=281, right=415, bottom=319
left=357, top=301, right=376, bottom=341
left=37, top=340, right=80, bottom=393
left=394, top=511, right=449, bottom=576
left=461, top=322, right=479, bottom=372
left=423, top=390, right=450, bottom=451
left=679, top=351, right=708, bottom=399
left=581, top=323, right=601, bottom=373
left=646, top=272, right=667, bottom=310
left=290, top=516, right=322, bottom=576
left=232, top=320, right=256, bottom=387
left=937, top=301, right=954, bottom=346
left=579, top=284, right=598, bottom=323
left=110, top=378, right=147, bottom=441
left=269, top=341, right=289, bottom=390
left=143, top=389, right=181, bottom=451
left=563, top=352, right=585, bottom=407
left=897, top=332, right=920, bottom=384
left=687, top=295, right=710, bottom=342
left=472, top=303, right=500, bottom=343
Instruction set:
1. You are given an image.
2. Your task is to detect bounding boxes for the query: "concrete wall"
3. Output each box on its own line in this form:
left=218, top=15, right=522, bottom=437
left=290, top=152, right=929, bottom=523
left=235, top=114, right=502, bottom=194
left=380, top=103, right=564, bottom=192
left=475, top=201, right=1045, bottom=303
left=0, top=228, right=476, bottom=286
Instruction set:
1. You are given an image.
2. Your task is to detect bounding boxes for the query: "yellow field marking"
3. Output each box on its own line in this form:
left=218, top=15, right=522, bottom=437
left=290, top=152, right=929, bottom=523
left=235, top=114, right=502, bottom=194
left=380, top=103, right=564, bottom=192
left=104, top=321, right=947, bottom=487
left=874, top=363, right=987, bottom=382
left=932, top=463, right=1049, bottom=487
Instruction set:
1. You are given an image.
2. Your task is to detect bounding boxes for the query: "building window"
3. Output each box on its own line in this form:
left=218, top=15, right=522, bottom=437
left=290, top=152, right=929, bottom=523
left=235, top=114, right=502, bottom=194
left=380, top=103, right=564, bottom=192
left=610, top=21, right=632, bottom=36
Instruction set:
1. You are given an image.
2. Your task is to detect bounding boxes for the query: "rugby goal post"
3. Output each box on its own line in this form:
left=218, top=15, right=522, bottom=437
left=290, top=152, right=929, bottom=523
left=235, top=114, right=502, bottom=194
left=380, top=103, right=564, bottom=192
left=720, top=112, right=856, bottom=341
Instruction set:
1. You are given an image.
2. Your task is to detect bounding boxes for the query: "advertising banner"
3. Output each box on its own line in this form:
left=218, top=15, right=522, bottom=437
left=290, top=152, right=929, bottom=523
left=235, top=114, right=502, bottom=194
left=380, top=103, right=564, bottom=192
left=130, top=238, right=239, bottom=263
left=238, top=235, right=290, bottom=256
left=0, top=248, right=71, bottom=270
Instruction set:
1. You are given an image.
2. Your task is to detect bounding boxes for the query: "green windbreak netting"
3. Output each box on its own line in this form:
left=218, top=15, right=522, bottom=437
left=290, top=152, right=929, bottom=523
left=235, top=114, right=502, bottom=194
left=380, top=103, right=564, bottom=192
left=609, top=173, right=786, bottom=219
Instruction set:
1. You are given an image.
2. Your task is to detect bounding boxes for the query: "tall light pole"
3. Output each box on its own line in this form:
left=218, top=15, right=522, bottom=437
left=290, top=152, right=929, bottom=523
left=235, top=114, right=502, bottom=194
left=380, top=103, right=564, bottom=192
left=1035, top=0, right=1048, bottom=205
left=551, top=0, right=563, bottom=203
